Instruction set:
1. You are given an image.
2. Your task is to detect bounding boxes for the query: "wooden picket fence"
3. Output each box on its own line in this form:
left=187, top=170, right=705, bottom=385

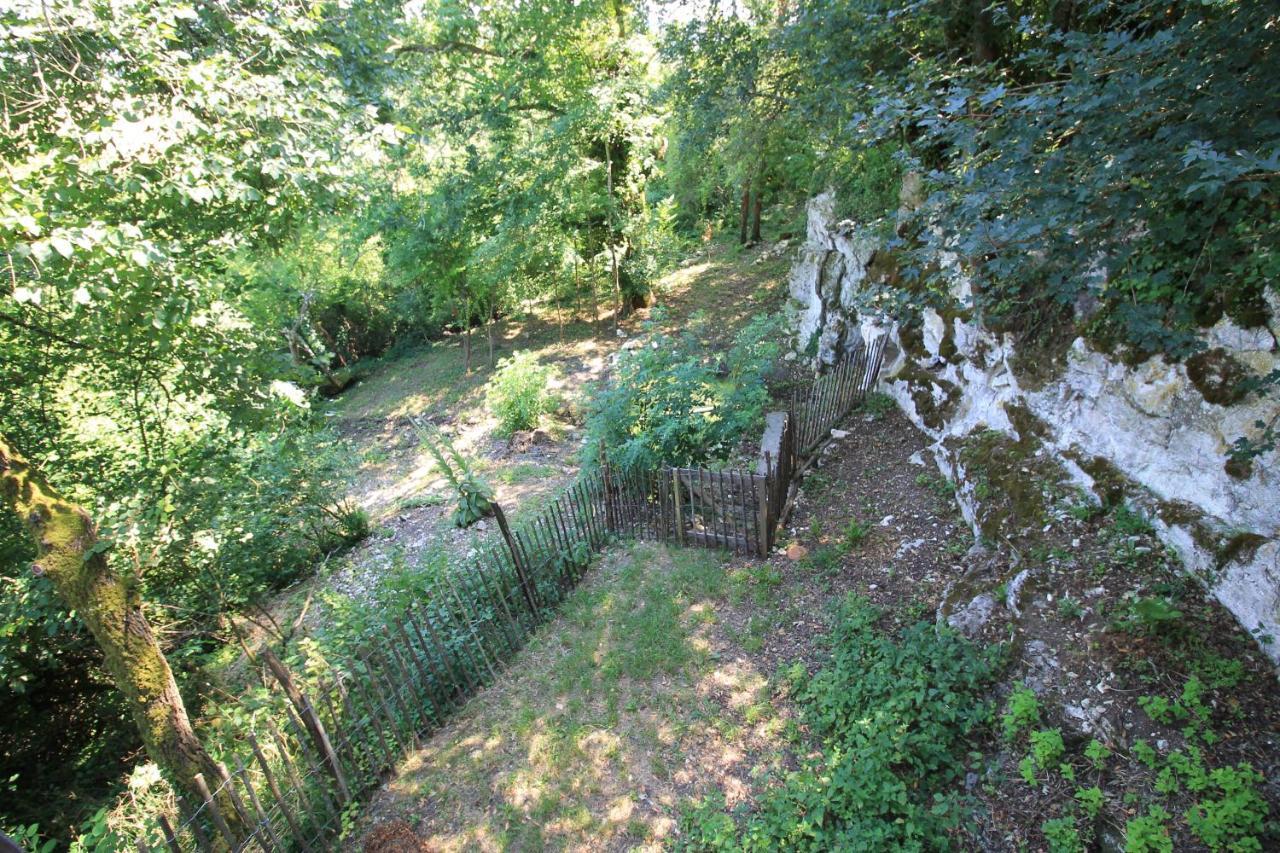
left=131, top=339, right=886, bottom=851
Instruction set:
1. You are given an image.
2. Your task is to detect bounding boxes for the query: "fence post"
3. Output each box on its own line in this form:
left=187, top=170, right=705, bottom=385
left=671, top=468, right=685, bottom=546
left=192, top=773, right=237, bottom=849
left=260, top=646, right=351, bottom=804
left=599, top=447, right=618, bottom=533
left=491, top=500, right=538, bottom=616
left=755, top=464, right=771, bottom=557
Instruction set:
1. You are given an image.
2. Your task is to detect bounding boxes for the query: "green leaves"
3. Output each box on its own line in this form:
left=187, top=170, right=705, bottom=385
left=682, top=595, right=1002, bottom=850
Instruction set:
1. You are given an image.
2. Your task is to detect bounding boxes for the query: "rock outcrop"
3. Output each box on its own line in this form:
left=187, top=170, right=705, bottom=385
left=788, top=191, right=1280, bottom=666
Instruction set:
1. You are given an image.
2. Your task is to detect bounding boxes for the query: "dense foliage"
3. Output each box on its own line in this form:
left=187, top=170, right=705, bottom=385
left=3, top=0, right=1276, bottom=844
left=583, top=311, right=783, bottom=473
left=680, top=596, right=1003, bottom=849
left=661, top=0, right=1278, bottom=456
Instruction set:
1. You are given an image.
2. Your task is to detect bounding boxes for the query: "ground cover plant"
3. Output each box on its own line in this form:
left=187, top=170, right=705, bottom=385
left=679, top=596, right=1004, bottom=850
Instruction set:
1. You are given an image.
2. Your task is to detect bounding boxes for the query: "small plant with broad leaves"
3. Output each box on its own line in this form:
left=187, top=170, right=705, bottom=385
left=416, top=424, right=494, bottom=528
left=678, top=595, right=1002, bottom=849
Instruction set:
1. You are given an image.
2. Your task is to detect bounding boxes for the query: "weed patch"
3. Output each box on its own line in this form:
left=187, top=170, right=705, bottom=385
left=679, top=595, right=1003, bottom=849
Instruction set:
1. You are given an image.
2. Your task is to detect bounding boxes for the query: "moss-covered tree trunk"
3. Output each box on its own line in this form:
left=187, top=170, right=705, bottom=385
left=0, top=438, right=240, bottom=837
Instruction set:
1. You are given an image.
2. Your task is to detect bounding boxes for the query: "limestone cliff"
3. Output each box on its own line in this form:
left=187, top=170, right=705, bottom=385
left=788, top=191, right=1280, bottom=665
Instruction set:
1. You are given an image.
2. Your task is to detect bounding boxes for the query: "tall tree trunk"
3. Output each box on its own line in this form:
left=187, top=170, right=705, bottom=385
left=486, top=300, right=496, bottom=368
left=605, top=136, right=622, bottom=333
left=750, top=189, right=763, bottom=244
left=0, top=439, right=243, bottom=839
left=738, top=182, right=751, bottom=244
left=590, top=257, right=601, bottom=338
left=461, top=293, right=472, bottom=375
left=971, top=0, right=998, bottom=63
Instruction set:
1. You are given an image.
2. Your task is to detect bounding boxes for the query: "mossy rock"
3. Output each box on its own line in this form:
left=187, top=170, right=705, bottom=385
left=1072, top=454, right=1131, bottom=509
left=895, top=360, right=960, bottom=431
left=1184, top=347, right=1250, bottom=406
left=957, top=426, right=1060, bottom=544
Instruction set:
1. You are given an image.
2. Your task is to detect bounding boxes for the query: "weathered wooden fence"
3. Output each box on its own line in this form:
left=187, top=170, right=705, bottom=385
left=131, top=339, right=886, bottom=851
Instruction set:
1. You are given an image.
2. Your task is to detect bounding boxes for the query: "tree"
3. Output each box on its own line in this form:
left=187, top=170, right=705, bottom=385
left=0, top=439, right=237, bottom=828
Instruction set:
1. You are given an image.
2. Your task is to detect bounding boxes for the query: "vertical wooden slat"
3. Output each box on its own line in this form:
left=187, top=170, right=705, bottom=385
left=234, top=762, right=280, bottom=853
left=512, top=527, right=542, bottom=615
left=600, top=457, right=617, bottom=533
left=717, top=470, right=732, bottom=551
left=574, top=478, right=593, bottom=548
left=592, top=470, right=609, bottom=543
left=481, top=547, right=530, bottom=641
left=248, top=732, right=306, bottom=849
left=316, top=681, right=357, bottom=788
left=177, top=795, right=215, bottom=853
left=192, top=773, right=237, bottom=849
left=406, top=602, right=459, bottom=709
left=156, top=815, right=184, bottom=853
left=459, top=563, right=518, bottom=663
left=699, top=468, right=711, bottom=550
left=551, top=499, right=576, bottom=584
left=536, top=512, right=566, bottom=595
left=393, top=618, right=444, bottom=724
left=417, top=599, right=472, bottom=699
left=265, top=716, right=330, bottom=828
left=657, top=468, right=668, bottom=544
left=372, top=645, right=418, bottom=750
left=335, top=681, right=375, bottom=786
left=378, top=630, right=426, bottom=744
left=755, top=471, right=771, bottom=557
left=441, top=569, right=502, bottom=682
left=259, top=648, right=350, bottom=805
left=672, top=468, right=685, bottom=546
left=349, top=655, right=397, bottom=766
left=493, top=501, right=538, bottom=616
left=736, top=470, right=748, bottom=554
left=645, top=468, right=656, bottom=541
left=625, top=467, right=638, bottom=538
left=567, top=485, right=590, bottom=573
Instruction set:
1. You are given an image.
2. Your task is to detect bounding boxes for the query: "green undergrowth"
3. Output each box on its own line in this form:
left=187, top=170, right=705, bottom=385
left=679, top=596, right=1004, bottom=850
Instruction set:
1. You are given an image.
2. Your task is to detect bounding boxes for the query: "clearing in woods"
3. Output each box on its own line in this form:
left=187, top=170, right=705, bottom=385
left=211, top=241, right=790, bottom=668
left=348, top=240, right=1280, bottom=851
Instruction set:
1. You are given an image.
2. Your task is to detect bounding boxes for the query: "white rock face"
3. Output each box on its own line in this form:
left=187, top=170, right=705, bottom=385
left=790, top=194, right=1280, bottom=666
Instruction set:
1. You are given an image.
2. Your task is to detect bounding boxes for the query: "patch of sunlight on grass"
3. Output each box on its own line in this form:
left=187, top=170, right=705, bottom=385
left=369, top=541, right=798, bottom=851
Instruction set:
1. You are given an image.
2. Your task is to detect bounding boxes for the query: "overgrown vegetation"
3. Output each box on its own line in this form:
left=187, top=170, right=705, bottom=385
left=416, top=426, right=495, bottom=529
left=680, top=596, right=1003, bottom=849
left=3, top=0, right=1276, bottom=845
left=583, top=311, right=783, bottom=473
left=485, top=351, right=556, bottom=436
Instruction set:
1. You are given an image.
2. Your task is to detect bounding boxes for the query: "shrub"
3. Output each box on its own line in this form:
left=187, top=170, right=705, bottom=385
left=583, top=311, right=782, bottom=473
left=485, top=351, right=554, bottom=436
left=1185, top=764, right=1269, bottom=851
left=1002, top=683, right=1041, bottom=740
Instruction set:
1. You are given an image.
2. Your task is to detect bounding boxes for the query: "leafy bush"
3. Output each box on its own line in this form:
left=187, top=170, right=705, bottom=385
left=1186, top=764, right=1269, bottom=851
left=1002, top=683, right=1041, bottom=740
left=136, top=420, right=361, bottom=624
left=583, top=311, right=782, bottom=473
left=681, top=596, right=1003, bottom=849
left=1125, top=805, right=1174, bottom=853
left=417, top=426, right=494, bottom=528
left=485, top=351, right=554, bottom=436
